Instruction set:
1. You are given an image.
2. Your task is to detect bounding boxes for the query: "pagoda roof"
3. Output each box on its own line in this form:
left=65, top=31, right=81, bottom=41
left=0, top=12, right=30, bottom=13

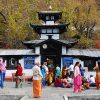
left=30, top=23, right=69, bottom=34
left=0, top=49, right=39, bottom=56
left=38, top=11, right=62, bottom=21
left=23, top=39, right=77, bottom=48
left=62, top=49, right=100, bottom=58
left=38, top=11, right=62, bottom=14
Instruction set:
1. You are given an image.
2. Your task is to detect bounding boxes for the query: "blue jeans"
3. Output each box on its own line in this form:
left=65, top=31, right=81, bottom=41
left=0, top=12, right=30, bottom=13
left=90, top=83, right=96, bottom=87
left=0, top=72, right=5, bottom=88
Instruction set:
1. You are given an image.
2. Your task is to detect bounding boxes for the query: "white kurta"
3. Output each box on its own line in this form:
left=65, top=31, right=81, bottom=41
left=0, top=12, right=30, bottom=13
left=32, top=65, right=43, bottom=80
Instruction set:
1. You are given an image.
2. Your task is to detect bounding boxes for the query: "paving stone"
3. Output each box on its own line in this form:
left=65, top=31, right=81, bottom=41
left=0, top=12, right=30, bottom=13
left=0, top=82, right=100, bottom=100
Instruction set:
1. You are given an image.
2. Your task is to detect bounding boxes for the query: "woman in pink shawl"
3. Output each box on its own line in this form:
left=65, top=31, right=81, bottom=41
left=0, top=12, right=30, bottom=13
left=0, top=60, right=6, bottom=88
left=73, top=62, right=82, bottom=93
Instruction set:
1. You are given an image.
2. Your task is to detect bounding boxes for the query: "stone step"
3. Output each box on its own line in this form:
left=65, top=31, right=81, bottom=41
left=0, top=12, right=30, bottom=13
left=68, top=95, right=100, bottom=100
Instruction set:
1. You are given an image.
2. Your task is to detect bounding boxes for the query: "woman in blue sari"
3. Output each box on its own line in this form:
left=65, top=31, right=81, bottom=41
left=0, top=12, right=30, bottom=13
left=41, top=64, right=46, bottom=87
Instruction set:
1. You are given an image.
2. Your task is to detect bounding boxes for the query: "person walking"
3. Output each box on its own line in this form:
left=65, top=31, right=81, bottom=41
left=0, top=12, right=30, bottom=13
left=73, top=62, right=82, bottom=93
left=68, top=63, right=74, bottom=78
left=93, top=60, right=100, bottom=89
left=15, top=63, right=23, bottom=88
left=0, top=60, right=6, bottom=88
left=32, top=62, right=43, bottom=98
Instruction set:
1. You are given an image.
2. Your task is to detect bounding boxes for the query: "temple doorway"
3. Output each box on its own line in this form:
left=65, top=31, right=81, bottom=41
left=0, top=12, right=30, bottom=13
left=41, top=55, right=61, bottom=67
left=40, top=41, right=62, bottom=67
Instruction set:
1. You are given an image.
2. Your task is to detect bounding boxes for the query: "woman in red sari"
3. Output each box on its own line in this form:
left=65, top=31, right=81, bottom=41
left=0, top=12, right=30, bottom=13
left=73, top=62, right=82, bottom=93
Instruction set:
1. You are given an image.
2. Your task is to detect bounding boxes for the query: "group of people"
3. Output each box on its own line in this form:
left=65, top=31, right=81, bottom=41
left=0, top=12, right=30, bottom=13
left=0, top=59, right=99, bottom=98
left=32, top=60, right=100, bottom=98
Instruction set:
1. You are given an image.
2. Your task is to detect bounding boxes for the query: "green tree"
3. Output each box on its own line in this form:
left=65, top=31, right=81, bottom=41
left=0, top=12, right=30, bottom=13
left=0, top=0, right=98, bottom=49
left=72, top=0, right=97, bottom=48
left=0, top=0, right=40, bottom=48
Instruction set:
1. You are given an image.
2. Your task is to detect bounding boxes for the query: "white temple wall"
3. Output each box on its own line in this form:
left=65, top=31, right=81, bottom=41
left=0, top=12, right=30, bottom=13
left=3, top=55, right=97, bottom=79
left=5, top=58, right=29, bottom=77
left=61, top=57, right=63, bottom=70
left=62, top=46, right=66, bottom=54
left=5, top=55, right=41, bottom=77
left=35, top=56, right=41, bottom=65
left=45, top=21, right=54, bottom=25
left=5, top=57, right=33, bottom=77
left=35, top=47, right=40, bottom=54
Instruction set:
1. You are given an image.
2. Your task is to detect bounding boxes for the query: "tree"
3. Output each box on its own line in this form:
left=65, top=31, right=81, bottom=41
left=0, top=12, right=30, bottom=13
left=0, top=0, right=40, bottom=48
left=0, top=0, right=98, bottom=49
left=72, top=0, right=97, bottom=48
left=0, top=7, right=8, bottom=48
left=73, top=1, right=97, bottom=38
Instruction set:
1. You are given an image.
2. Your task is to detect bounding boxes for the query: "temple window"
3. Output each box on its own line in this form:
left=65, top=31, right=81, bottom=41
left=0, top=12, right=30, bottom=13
left=84, top=60, right=96, bottom=71
left=42, top=29, right=46, bottom=33
left=6, top=58, right=17, bottom=70
left=47, top=29, right=52, bottom=33
left=11, top=58, right=16, bottom=65
left=51, top=16, right=54, bottom=20
left=46, top=16, right=50, bottom=20
left=53, top=28, right=59, bottom=33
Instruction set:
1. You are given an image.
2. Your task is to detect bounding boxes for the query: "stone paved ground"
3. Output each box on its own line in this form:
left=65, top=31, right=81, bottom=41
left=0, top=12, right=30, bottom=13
left=0, top=95, right=22, bottom=100
left=0, top=82, right=100, bottom=100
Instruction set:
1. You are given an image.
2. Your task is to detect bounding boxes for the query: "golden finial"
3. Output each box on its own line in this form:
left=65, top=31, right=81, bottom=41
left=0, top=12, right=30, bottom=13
left=49, top=5, right=52, bottom=10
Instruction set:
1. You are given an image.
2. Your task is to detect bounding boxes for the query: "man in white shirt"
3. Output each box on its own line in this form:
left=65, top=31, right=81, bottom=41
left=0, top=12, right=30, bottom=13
left=68, top=63, right=74, bottom=78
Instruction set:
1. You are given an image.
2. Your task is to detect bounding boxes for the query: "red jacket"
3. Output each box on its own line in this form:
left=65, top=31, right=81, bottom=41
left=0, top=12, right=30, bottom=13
left=16, top=65, right=23, bottom=76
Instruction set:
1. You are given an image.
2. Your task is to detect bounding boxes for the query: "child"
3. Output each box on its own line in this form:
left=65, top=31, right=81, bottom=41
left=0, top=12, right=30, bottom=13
left=54, top=76, right=62, bottom=87
left=88, top=75, right=96, bottom=87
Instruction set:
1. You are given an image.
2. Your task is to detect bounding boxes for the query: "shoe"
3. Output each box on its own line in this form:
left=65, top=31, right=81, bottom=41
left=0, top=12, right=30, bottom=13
left=20, top=83, right=22, bottom=88
left=34, top=96, right=40, bottom=98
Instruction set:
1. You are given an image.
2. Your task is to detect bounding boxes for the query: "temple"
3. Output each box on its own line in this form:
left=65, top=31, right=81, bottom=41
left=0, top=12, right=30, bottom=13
left=23, top=11, right=77, bottom=67
left=0, top=10, right=99, bottom=80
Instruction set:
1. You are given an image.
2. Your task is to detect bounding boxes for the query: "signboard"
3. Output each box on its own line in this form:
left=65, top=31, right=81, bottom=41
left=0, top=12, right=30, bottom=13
left=24, top=56, right=35, bottom=69
left=63, top=57, right=73, bottom=67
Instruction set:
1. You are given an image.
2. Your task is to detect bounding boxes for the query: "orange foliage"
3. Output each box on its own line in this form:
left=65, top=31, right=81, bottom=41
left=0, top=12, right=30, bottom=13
left=95, top=40, right=100, bottom=49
